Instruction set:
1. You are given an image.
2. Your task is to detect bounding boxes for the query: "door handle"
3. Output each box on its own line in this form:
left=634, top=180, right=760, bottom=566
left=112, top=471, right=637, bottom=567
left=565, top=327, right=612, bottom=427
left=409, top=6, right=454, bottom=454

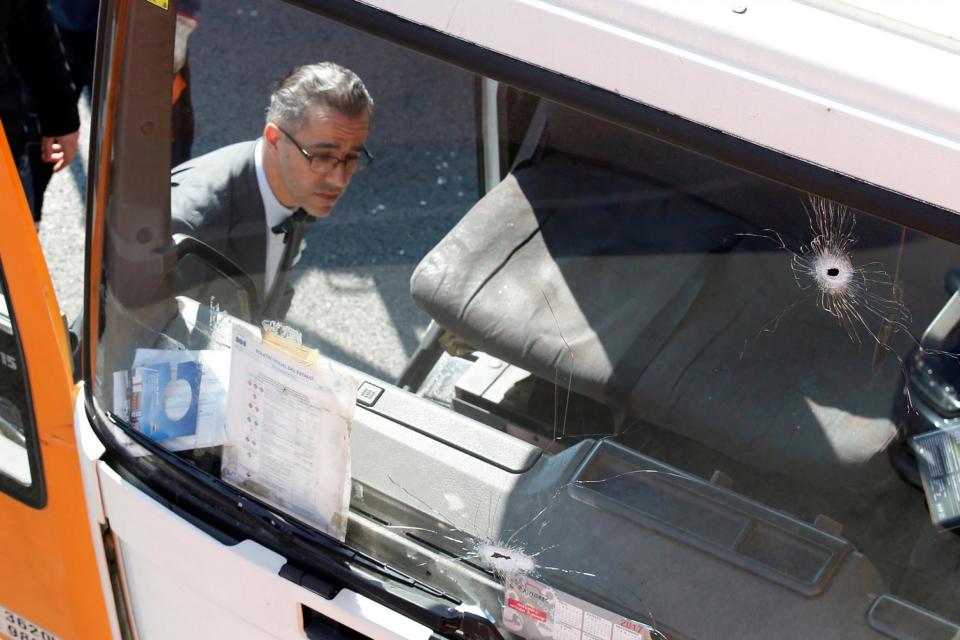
left=302, top=604, right=372, bottom=640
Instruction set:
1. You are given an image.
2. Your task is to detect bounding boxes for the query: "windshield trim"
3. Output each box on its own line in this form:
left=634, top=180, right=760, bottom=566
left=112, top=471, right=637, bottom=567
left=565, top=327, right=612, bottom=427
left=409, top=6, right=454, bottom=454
left=81, top=0, right=960, bottom=636
left=284, top=0, right=960, bottom=243
left=85, top=404, right=502, bottom=637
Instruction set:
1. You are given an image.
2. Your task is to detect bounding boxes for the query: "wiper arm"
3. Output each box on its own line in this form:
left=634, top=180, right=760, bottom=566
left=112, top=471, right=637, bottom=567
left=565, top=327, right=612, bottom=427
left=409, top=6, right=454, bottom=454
left=98, top=411, right=504, bottom=639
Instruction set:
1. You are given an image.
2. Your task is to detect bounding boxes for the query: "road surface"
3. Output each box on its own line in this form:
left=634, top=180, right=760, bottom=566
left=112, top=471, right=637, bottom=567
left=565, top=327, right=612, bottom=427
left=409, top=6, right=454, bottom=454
left=38, top=0, right=480, bottom=382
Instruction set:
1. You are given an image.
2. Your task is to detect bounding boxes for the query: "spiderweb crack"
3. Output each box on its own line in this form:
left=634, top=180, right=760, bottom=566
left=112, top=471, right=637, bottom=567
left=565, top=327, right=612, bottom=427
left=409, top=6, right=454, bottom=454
left=739, top=195, right=916, bottom=356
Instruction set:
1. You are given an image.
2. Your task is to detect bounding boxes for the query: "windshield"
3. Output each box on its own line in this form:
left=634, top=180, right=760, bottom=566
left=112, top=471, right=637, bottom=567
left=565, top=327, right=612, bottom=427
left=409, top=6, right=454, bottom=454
left=91, top=1, right=960, bottom=638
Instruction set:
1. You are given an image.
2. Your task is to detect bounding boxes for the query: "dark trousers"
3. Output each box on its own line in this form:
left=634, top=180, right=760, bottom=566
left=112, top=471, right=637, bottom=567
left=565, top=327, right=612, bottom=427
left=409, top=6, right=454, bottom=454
left=26, top=40, right=195, bottom=220
left=25, top=26, right=95, bottom=221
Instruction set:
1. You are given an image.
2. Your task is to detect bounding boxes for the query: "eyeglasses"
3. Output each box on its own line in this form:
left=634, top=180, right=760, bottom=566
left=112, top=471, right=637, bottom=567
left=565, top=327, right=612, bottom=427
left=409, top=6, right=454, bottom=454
left=275, top=125, right=373, bottom=174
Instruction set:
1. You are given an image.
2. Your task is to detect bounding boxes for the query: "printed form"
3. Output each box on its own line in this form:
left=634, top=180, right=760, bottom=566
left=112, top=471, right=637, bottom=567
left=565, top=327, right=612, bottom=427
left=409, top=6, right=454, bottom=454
left=222, top=325, right=356, bottom=540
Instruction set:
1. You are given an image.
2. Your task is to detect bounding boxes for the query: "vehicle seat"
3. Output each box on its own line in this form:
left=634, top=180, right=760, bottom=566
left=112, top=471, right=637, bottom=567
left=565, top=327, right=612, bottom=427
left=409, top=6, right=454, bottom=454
left=410, top=100, right=898, bottom=490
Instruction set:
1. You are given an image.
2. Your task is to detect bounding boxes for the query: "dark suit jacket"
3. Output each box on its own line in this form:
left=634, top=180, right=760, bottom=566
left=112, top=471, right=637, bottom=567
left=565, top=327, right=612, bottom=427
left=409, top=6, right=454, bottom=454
left=0, top=0, right=80, bottom=157
left=170, top=140, right=304, bottom=323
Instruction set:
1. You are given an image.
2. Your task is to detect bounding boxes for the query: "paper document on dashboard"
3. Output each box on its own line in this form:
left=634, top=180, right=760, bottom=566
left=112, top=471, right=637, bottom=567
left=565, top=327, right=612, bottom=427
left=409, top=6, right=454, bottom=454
left=112, top=348, right=230, bottom=454
left=222, top=324, right=355, bottom=541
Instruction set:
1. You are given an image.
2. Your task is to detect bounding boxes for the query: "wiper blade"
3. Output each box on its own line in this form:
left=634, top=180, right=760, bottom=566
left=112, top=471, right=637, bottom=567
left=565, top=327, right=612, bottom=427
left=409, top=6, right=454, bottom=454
left=98, top=411, right=504, bottom=639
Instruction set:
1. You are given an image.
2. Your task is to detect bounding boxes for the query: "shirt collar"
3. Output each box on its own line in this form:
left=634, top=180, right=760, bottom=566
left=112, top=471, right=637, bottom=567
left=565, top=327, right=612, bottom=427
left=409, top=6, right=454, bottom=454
left=254, top=138, right=297, bottom=230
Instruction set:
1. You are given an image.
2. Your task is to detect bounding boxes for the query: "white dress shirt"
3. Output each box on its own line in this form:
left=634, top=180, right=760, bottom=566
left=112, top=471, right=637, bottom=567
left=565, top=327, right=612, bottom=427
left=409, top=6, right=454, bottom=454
left=254, top=138, right=297, bottom=297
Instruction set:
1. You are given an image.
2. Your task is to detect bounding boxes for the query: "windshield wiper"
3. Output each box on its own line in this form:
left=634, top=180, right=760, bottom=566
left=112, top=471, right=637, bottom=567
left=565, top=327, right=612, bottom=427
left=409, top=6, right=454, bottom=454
left=97, top=410, right=504, bottom=638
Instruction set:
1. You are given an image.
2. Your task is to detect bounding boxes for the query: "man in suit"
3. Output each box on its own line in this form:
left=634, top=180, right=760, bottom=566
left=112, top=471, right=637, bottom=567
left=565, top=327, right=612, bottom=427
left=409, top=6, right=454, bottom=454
left=170, top=61, right=373, bottom=323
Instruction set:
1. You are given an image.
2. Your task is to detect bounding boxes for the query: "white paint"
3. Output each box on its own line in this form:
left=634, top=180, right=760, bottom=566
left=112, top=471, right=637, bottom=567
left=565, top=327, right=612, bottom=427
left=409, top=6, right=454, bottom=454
left=800, top=0, right=960, bottom=43
left=360, top=0, right=960, bottom=213
left=94, top=453, right=430, bottom=639
left=73, top=388, right=124, bottom=640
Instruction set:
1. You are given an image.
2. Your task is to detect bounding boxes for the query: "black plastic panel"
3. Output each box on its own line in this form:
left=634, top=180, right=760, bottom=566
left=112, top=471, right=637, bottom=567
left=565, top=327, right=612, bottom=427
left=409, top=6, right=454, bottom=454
left=569, top=441, right=852, bottom=596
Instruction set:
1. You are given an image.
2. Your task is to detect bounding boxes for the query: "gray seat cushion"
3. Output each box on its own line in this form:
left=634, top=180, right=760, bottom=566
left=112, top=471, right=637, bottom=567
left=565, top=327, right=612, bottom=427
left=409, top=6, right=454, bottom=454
left=411, top=134, right=898, bottom=491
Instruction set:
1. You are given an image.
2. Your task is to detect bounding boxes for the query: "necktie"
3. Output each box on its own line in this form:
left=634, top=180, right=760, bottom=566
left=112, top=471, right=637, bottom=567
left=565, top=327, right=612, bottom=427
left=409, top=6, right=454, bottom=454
left=270, top=208, right=309, bottom=244
left=263, top=208, right=312, bottom=319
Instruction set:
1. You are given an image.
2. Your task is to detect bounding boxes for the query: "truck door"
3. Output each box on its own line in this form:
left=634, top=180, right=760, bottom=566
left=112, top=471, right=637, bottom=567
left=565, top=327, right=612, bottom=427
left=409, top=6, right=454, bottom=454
left=0, top=129, right=112, bottom=639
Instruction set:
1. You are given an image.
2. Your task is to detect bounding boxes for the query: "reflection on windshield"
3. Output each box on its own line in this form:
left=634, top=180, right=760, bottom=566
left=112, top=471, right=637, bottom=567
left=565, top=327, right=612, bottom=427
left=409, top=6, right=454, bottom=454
left=0, top=400, right=30, bottom=486
left=0, top=272, right=31, bottom=488
left=94, top=4, right=960, bottom=638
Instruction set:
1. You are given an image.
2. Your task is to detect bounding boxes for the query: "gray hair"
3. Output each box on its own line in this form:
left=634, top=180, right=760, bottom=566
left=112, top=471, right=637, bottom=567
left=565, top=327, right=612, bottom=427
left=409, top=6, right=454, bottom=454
left=266, top=62, right=374, bottom=129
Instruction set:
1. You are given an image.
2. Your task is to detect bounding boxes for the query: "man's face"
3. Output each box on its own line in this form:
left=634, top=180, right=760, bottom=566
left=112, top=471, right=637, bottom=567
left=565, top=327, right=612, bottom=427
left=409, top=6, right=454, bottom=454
left=264, top=105, right=369, bottom=218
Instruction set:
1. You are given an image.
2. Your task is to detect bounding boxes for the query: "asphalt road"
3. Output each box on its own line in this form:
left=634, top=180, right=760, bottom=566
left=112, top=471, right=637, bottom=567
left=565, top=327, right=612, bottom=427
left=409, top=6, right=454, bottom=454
left=39, top=0, right=480, bottom=382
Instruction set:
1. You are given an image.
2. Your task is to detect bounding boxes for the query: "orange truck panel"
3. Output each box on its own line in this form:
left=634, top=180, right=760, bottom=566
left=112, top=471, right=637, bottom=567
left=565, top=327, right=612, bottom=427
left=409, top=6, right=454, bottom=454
left=0, top=124, right=112, bottom=639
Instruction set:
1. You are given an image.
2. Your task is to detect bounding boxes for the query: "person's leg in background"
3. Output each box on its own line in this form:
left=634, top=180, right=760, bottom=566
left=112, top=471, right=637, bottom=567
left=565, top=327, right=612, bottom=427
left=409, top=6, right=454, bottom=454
left=24, top=23, right=96, bottom=221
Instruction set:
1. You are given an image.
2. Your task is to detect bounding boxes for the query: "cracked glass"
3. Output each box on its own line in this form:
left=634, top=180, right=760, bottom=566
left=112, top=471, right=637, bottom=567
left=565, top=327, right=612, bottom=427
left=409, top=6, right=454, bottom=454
left=92, top=2, right=960, bottom=638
